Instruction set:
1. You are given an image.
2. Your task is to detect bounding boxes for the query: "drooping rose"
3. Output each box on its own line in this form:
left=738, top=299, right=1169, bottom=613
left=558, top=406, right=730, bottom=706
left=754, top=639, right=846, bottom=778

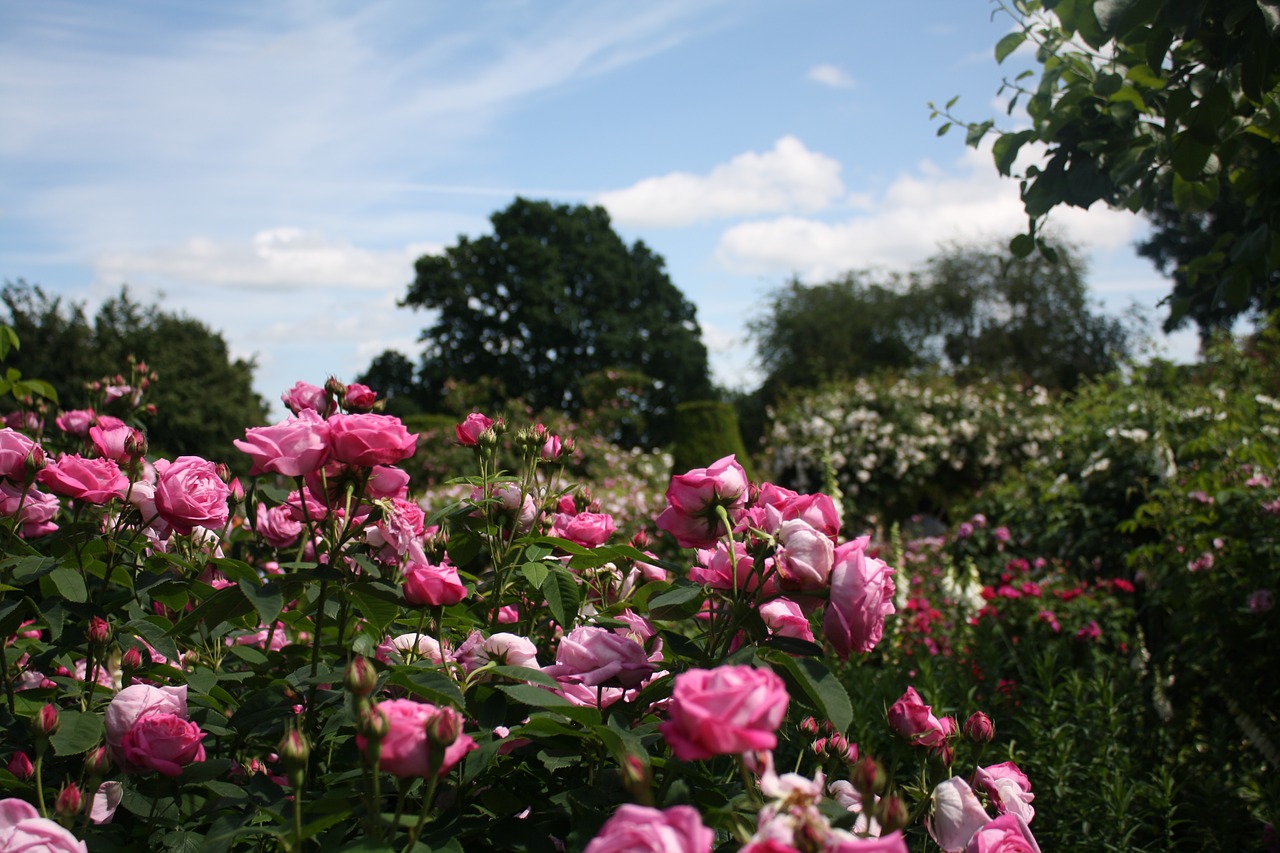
left=759, top=598, right=816, bottom=643
left=152, top=456, right=230, bottom=534
left=37, top=454, right=128, bottom=505
left=233, top=409, right=331, bottom=477
left=0, top=797, right=88, bottom=852
left=655, top=455, right=750, bottom=548
left=927, top=777, right=991, bottom=853
left=328, top=413, right=417, bottom=467
left=660, top=664, right=789, bottom=761
left=823, top=536, right=895, bottom=658
left=376, top=633, right=446, bottom=665
left=585, top=804, right=713, bottom=853
left=544, top=625, right=656, bottom=690
left=975, top=762, right=1035, bottom=824
left=358, top=699, right=476, bottom=778
left=453, top=631, right=539, bottom=672
left=402, top=559, right=468, bottom=606
left=365, top=497, right=427, bottom=565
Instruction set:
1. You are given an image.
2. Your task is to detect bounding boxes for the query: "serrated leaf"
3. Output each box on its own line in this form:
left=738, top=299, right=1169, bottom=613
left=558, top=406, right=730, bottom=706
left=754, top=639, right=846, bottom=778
left=346, top=583, right=400, bottom=635
left=238, top=577, right=283, bottom=626
left=520, top=560, right=550, bottom=590
left=49, top=708, right=104, bottom=756
left=541, top=565, right=581, bottom=630
left=48, top=566, right=87, bottom=603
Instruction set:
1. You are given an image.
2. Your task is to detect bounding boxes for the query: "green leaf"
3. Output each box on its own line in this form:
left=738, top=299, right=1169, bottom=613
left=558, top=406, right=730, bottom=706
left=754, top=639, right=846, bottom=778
left=47, top=566, right=87, bottom=603
left=385, top=669, right=465, bottom=709
left=767, top=655, right=853, bottom=734
left=1010, top=232, right=1037, bottom=258
left=346, top=583, right=400, bottom=635
left=936, top=122, right=952, bottom=137
left=995, top=30, right=1027, bottom=63
left=541, top=565, right=581, bottom=630
left=991, top=131, right=1031, bottom=177
left=238, top=577, right=283, bottom=626
left=1172, top=173, right=1219, bottom=212
left=647, top=582, right=705, bottom=620
left=172, top=585, right=255, bottom=634
left=1125, top=64, right=1165, bottom=90
left=127, top=616, right=180, bottom=664
left=49, top=708, right=105, bottom=756
left=520, top=560, right=550, bottom=590
left=964, top=120, right=994, bottom=148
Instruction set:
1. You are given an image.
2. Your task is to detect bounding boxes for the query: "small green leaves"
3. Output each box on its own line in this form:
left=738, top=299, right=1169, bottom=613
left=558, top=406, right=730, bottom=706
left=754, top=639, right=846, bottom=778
left=996, top=30, right=1027, bottom=63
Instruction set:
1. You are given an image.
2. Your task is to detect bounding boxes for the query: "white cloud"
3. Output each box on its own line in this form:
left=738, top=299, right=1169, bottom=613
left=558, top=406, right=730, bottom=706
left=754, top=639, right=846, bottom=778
left=714, top=146, right=1142, bottom=280
left=807, top=63, right=856, bottom=89
left=95, top=229, right=438, bottom=291
left=596, top=136, right=844, bottom=228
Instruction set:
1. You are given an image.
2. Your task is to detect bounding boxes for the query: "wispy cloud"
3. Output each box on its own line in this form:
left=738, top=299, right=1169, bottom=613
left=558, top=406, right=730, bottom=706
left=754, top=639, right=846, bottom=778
left=807, top=63, right=856, bottom=89
left=595, top=136, right=844, bottom=228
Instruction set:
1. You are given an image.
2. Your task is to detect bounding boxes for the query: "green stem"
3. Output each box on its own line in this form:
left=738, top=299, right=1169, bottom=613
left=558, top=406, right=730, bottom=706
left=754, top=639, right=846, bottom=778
left=404, top=773, right=441, bottom=852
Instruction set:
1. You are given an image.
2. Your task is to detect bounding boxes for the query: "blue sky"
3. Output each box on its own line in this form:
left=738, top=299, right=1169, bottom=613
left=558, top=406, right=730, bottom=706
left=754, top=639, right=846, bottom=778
left=0, top=1, right=1195, bottom=418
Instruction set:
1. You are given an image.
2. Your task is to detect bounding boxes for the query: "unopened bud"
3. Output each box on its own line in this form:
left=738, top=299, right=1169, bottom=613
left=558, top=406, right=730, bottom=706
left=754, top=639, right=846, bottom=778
left=124, top=429, right=148, bottom=460
left=851, top=756, right=885, bottom=797
left=541, top=433, right=563, bottom=461
left=426, top=707, right=462, bottom=746
left=278, top=728, right=310, bottom=771
left=84, top=745, right=111, bottom=777
left=963, top=711, right=995, bottom=744
left=343, top=656, right=378, bottom=698
left=878, top=793, right=909, bottom=833
left=87, top=616, right=112, bottom=646
left=631, top=529, right=649, bottom=550
left=324, top=376, right=347, bottom=399
left=121, top=645, right=145, bottom=671
left=145, top=404, right=157, bottom=416
left=25, top=445, right=47, bottom=476
left=799, top=716, right=819, bottom=735
left=6, top=752, right=33, bottom=780
left=34, top=704, right=60, bottom=738
left=215, top=463, right=233, bottom=484
left=359, top=705, right=390, bottom=742
left=55, top=783, right=83, bottom=819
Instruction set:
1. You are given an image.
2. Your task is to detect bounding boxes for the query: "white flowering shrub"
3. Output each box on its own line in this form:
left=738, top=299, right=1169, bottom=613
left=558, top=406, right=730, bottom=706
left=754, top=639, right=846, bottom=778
left=762, top=373, right=1058, bottom=533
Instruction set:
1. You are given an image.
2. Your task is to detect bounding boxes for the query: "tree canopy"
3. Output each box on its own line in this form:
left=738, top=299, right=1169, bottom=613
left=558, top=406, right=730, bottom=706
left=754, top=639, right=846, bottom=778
left=392, top=197, right=713, bottom=447
left=934, top=0, right=1280, bottom=337
left=1, top=281, right=268, bottom=462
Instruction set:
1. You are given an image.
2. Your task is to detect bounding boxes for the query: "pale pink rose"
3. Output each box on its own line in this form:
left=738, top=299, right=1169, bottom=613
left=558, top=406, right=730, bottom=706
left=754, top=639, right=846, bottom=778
left=823, top=536, right=896, bottom=658
left=826, top=831, right=910, bottom=851
left=376, top=633, right=446, bottom=665
left=37, top=454, right=127, bottom=504
left=550, top=510, right=616, bottom=548
left=0, top=797, right=88, bottom=851
left=402, top=559, right=468, bottom=606
left=342, top=383, right=378, bottom=412
left=455, top=412, right=494, bottom=446
left=0, top=428, right=42, bottom=480
left=358, top=699, right=476, bottom=778
left=655, top=455, right=750, bottom=548
left=584, top=804, right=713, bottom=853
left=474, top=483, right=537, bottom=533
left=887, top=686, right=955, bottom=750
left=541, top=433, right=563, bottom=460
left=975, top=762, right=1035, bottom=824
left=775, top=519, right=834, bottom=590
left=105, top=684, right=189, bottom=763
left=119, top=713, right=207, bottom=777
left=0, top=482, right=59, bottom=537
left=544, top=626, right=656, bottom=689
left=254, top=503, right=303, bottom=549
left=965, top=814, right=1040, bottom=853
left=366, top=465, right=411, bottom=500
left=90, top=781, right=123, bottom=825
left=329, top=413, right=417, bottom=467
left=759, top=598, right=815, bottom=643
left=366, top=497, right=427, bottom=565
left=660, top=664, right=789, bottom=761
left=233, top=409, right=331, bottom=477
left=927, top=777, right=991, bottom=853
left=103, top=384, right=133, bottom=404
left=152, top=456, right=230, bottom=535
left=454, top=631, right=539, bottom=672
left=280, top=381, right=333, bottom=416
left=54, top=409, right=97, bottom=438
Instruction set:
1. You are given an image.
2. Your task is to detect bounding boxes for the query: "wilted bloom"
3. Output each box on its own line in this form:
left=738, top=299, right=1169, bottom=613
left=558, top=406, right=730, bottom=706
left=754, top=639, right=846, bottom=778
left=544, top=625, right=656, bottom=690
left=975, top=762, right=1035, bottom=824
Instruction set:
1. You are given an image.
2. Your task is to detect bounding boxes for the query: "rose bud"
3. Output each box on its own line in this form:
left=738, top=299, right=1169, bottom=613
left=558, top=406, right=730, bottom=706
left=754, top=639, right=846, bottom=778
left=6, top=752, right=34, bottom=780
left=878, top=792, right=909, bottom=833
left=343, top=656, right=378, bottom=698
left=34, top=704, right=60, bottom=738
left=88, top=616, right=112, bottom=646
left=85, top=745, right=112, bottom=777
left=121, top=645, right=145, bottom=671
left=964, top=711, right=995, bottom=744
left=851, top=755, right=886, bottom=797
left=278, top=729, right=310, bottom=773
left=56, top=783, right=83, bottom=819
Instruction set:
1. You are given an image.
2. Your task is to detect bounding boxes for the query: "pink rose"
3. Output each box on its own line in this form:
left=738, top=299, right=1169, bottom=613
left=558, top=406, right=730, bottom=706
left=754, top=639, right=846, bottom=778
left=366, top=465, right=411, bottom=500
left=541, top=433, right=563, bottom=460
left=0, top=798, right=88, bottom=852
left=887, top=686, right=955, bottom=750
left=655, top=455, right=750, bottom=549
left=342, top=383, right=378, bottom=412
left=281, top=381, right=333, bottom=416
left=927, top=777, right=990, bottom=853
left=402, top=559, right=468, bottom=606
left=366, top=497, right=427, bottom=564
left=775, top=519, right=834, bottom=590
left=660, top=665, right=789, bottom=761
left=0, top=429, right=42, bottom=480
left=965, top=815, right=1040, bottom=853
left=119, top=713, right=207, bottom=777
left=825, top=831, right=910, bottom=852
left=153, top=456, right=230, bottom=534
left=254, top=503, right=303, bottom=549
left=757, top=484, right=841, bottom=540
left=544, top=625, right=656, bottom=690
left=454, top=631, right=539, bottom=672
left=585, top=804, right=713, bottom=853
left=329, top=413, right=417, bottom=467
left=376, top=633, right=446, bottom=665
left=105, top=685, right=191, bottom=768
left=234, top=409, right=331, bottom=477
left=975, top=762, right=1035, bottom=824
left=690, top=542, right=773, bottom=594
left=54, top=409, right=97, bottom=438
left=823, top=536, right=895, bottom=658
left=359, top=699, right=476, bottom=778
left=455, top=412, right=494, bottom=446
left=0, top=482, right=59, bottom=538
left=37, top=454, right=127, bottom=504
left=759, top=598, right=815, bottom=643
left=550, top=510, right=617, bottom=548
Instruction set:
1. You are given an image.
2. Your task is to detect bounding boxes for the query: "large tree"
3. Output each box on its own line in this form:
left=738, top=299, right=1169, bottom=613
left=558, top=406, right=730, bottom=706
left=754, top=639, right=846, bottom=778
left=1, top=281, right=268, bottom=463
left=934, top=0, right=1280, bottom=336
left=399, top=198, right=712, bottom=446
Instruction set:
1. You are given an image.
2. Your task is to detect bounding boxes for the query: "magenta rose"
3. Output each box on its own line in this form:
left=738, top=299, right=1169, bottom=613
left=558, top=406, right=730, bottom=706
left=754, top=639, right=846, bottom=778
left=36, top=454, right=127, bottom=504
left=89, top=422, right=143, bottom=463
left=402, top=559, right=468, bottom=606
left=455, top=412, right=494, bottom=446
left=0, top=429, right=42, bottom=480
left=254, top=503, right=303, bottom=549
left=342, top=383, right=378, bottom=412
left=757, top=483, right=841, bottom=540
left=152, top=456, right=230, bottom=534
left=655, top=455, right=750, bottom=548
left=234, top=409, right=331, bottom=476
left=660, top=664, right=789, bottom=761
left=823, top=536, right=896, bottom=658
left=965, top=815, right=1040, bottom=853
left=0, top=482, right=59, bottom=538
left=888, top=686, right=955, bottom=750
left=0, top=797, right=88, bottom=852
left=119, top=713, right=207, bottom=777
left=359, top=699, right=476, bottom=778
left=584, top=804, right=713, bottom=853
left=328, top=413, right=417, bottom=467
left=544, top=625, right=656, bottom=690
left=550, top=510, right=617, bottom=548
left=280, top=381, right=333, bottom=416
